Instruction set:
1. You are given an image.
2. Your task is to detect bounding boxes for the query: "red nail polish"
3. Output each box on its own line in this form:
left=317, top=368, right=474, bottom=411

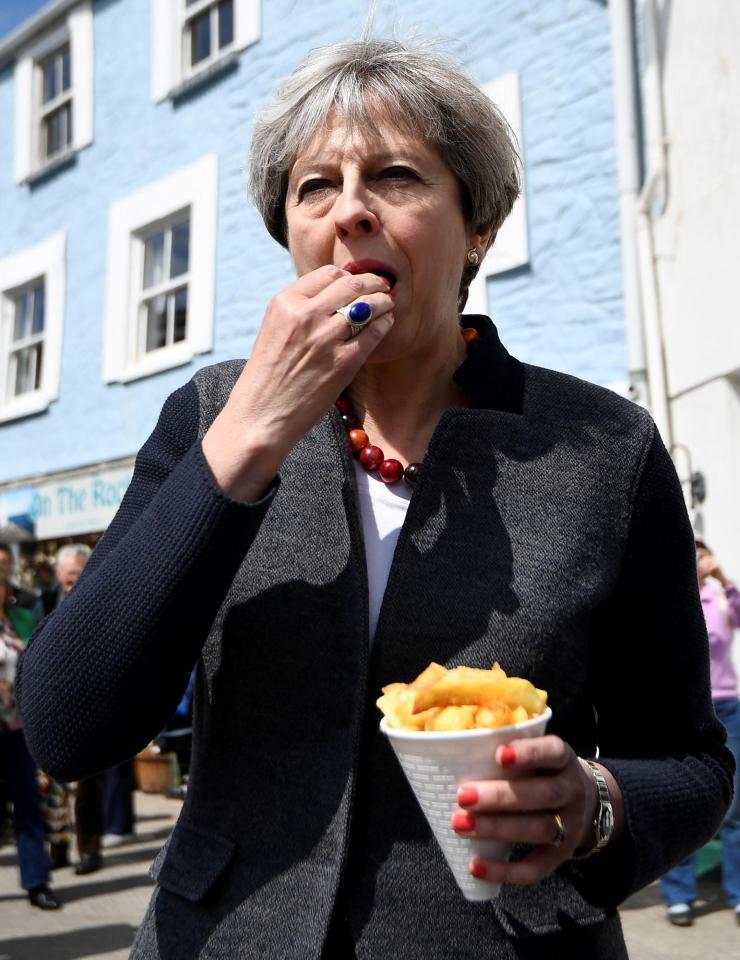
left=452, top=810, right=475, bottom=832
left=457, top=786, right=479, bottom=807
left=469, top=859, right=488, bottom=879
left=499, top=746, right=517, bottom=768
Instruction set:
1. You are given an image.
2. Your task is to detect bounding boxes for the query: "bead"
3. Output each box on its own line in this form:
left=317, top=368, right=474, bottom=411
left=359, top=445, right=384, bottom=471
left=335, top=397, right=351, bottom=415
left=341, top=412, right=358, bottom=431
left=404, top=462, right=422, bottom=484
left=461, top=327, right=480, bottom=344
left=379, top=459, right=404, bottom=484
left=349, top=429, right=369, bottom=453
left=348, top=301, right=372, bottom=324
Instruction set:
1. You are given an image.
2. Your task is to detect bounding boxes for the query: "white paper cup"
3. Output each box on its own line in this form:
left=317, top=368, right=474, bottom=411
left=380, top=706, right=552, bottom=901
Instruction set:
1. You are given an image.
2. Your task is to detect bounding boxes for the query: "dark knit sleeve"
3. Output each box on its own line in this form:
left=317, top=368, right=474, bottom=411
left=567, top=426, right=734, bottom=905
left=17, top=378, right=278, bottom=779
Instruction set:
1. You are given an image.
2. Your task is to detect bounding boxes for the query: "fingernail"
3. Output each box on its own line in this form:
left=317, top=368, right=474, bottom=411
left=380, top=276, right=391, bottom=286
left=457, top=786, right=479, bottom=807
left=469, top=859, right=487, bottom=879
left=499, top=746, right=517, bottom=768
left=452, top=810, right=475, bottom=832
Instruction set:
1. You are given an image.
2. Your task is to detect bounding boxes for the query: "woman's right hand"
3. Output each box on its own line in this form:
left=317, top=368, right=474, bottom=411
left=202, top=265, right=395, bottom=502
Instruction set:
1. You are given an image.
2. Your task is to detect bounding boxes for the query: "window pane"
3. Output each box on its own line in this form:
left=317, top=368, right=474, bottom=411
left=61, top=45, right=71, bottom=91
left=42, top=56, right=58, bottom=103
left=34, top=342, right=44, bottom=390
left=218, top=0, right=234, bottom=48
left=13, top=345, right=41, bottom=396
left=44, top=108, right=65, bottom=157
left=170, top=220, right=190, bottom=278
left=145, top=296, right=168, bottom=352
left=32, top=285, right=45, bottom=335
left=13, top=292, right=31, bottom=341
left=190, top=10, right=211, bottom=65
left=143, top=231, right=165, bottom=289
left=173, top=287, right=188, bottom=343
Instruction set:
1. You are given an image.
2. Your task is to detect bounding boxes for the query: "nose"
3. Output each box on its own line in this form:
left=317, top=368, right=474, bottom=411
left=333, top=177, right=379, bottom=240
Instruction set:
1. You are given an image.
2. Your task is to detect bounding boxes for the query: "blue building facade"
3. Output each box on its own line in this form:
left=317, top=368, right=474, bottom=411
left=0, top=0, right=624, bottom=553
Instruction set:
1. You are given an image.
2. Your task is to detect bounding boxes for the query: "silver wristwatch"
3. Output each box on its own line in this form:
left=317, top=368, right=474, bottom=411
left=572, top=759, right=615, bottom=859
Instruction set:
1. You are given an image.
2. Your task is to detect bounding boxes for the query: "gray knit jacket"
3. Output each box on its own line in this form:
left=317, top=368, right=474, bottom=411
left=18, top=318, right=733, bottom=959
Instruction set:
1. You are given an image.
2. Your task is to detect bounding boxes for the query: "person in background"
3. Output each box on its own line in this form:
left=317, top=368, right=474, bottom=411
left=44, top=545, right=136, bottom=870
left=660, top=537, right=740, bottom=927
left=36, top=544, right=91, bottom=617
left=0, top=543, right=37, bottom=612
left=0, top=545, right=60, bottom=909
left=33, top=544, right=93, bottom=871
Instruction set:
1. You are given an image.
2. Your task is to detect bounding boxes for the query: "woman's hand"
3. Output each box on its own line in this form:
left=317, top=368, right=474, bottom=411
left=451, top=735, right=621, bottom=885
left=202, top=265, right=395, bottom=502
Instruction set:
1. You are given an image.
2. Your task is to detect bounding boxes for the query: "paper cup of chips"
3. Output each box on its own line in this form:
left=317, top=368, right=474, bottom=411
left=378, top=662, right=551, bottom=901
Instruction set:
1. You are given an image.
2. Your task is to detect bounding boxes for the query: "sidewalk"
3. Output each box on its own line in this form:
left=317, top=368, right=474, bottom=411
left=1, top=790, right=737, bottom=958
left=0, top=790, right=180, bottom=960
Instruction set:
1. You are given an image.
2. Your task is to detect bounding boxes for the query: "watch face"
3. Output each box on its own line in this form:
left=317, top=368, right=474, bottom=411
left=600, top=805, right=615, bottom=839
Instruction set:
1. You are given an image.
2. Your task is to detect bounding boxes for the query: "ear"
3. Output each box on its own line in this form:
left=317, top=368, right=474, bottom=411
left=469, top=223, right=495, bottom=257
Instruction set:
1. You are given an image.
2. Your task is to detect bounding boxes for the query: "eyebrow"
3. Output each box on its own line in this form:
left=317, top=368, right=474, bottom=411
left=290, top=147, right=428, bottom=179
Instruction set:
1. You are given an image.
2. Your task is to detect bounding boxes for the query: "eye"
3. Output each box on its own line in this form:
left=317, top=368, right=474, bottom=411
left=297, top=178, right=333, bottom=200
left=379, top=165, right=418, bottom=181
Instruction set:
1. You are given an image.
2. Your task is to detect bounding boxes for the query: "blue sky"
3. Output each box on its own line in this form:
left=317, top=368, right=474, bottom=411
left=0, top=0, right=52, bottom=40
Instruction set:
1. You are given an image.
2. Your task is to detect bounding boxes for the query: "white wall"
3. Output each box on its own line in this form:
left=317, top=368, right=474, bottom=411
left=653, top=0, right=740, bottom=397
left=647, top=0, right=740, bottom=666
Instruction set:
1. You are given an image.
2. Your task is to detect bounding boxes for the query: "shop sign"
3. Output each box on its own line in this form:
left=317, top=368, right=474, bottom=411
left=0, top=465, right=133, bottom=540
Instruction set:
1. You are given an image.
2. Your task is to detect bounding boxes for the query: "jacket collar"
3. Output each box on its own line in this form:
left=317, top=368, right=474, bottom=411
left=453, top=315, right=525, bottom=415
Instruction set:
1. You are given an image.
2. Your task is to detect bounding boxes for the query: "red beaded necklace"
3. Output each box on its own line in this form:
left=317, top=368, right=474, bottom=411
left=336, top=325, right=482, bottom=486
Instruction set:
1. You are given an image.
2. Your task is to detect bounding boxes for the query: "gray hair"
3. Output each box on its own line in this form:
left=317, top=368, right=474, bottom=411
left=56, top=544, right=91, bottom=567
left=248, top=37, right=521, bottom=310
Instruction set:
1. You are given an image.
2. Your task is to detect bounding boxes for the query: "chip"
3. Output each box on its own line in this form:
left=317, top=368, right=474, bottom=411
left=377, top=662, right=548, bottom=731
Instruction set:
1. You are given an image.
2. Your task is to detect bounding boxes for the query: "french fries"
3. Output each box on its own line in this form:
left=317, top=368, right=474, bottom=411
left=377, top=662, right=547, bottom=731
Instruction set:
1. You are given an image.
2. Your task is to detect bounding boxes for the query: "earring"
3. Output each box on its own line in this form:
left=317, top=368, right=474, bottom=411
left=466, top=248, right=480, bottom=266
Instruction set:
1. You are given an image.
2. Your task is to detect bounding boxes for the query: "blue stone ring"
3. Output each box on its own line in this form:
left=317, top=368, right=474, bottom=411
left=337, top=301, right=373, bottom=339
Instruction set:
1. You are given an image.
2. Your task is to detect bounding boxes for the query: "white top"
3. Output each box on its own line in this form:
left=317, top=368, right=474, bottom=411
left=353, top=461, right=412, bottom=641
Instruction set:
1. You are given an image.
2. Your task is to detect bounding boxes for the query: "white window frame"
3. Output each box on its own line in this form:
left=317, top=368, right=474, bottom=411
left=0, top=234, right=66, bottom=423
left=466, top=72, right=530, bottom=316
left=14, top=1, right=94, bottom=184
left=152, top=0, right=261, bottom=102
left=103, top=155, right=219, bottom=383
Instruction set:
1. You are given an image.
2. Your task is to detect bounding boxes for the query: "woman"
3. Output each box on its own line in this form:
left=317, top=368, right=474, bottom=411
left=660, top=539, right=740, bottom=926
left=0, top=544, right=60, bottom=910
left=18, top=38, right=732, bottom=959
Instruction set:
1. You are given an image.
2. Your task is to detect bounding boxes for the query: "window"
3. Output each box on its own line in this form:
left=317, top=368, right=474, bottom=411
left=465, top=72, right=530, bottom=316
left=9, top=283, right=46, bottom=398
left=39, top=44, right=73, bottom=163
left=151, top=0, right=260, bottom=101
left=137, top=216, right=191, bottom=355
left=0, top=235, right=65, bottom=423
left=14, top=2, right=94, bottom=183
left=184, top=0, right=234, bottom=72
left=103, top=156, right=218, bottom=383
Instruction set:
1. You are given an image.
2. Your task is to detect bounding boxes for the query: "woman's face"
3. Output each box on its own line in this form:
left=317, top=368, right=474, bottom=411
left=285, top=111, right=489, bottom=361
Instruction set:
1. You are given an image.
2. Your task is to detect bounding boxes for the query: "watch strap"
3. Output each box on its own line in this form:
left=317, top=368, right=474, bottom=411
left=572, top=758, right=614, bottom=859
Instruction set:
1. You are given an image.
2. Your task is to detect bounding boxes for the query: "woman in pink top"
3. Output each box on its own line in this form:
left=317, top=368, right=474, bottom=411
left=660, top=538, right=740, bottom=926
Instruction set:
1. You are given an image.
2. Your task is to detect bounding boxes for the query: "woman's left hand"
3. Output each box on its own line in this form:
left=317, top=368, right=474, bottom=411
left=452, top=735, right=600, bottom=885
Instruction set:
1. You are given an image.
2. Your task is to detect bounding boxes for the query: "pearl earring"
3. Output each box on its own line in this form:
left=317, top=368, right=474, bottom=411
left=466, top=248, right=480, bottom=266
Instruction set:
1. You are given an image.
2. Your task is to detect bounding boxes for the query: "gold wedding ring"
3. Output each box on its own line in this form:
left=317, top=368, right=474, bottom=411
left=551, top=812, right=567, bottom=847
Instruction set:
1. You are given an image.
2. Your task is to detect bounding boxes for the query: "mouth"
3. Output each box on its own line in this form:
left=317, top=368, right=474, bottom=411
left=342, top=259, right=398, bottom=290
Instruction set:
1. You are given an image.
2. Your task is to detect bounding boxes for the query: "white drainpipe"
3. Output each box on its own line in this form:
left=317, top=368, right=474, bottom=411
left=637, top=0, right=672, bottom=446
left=608, top=0, right=648, bottom=407
left=609, top=0, right=672, bottom=446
